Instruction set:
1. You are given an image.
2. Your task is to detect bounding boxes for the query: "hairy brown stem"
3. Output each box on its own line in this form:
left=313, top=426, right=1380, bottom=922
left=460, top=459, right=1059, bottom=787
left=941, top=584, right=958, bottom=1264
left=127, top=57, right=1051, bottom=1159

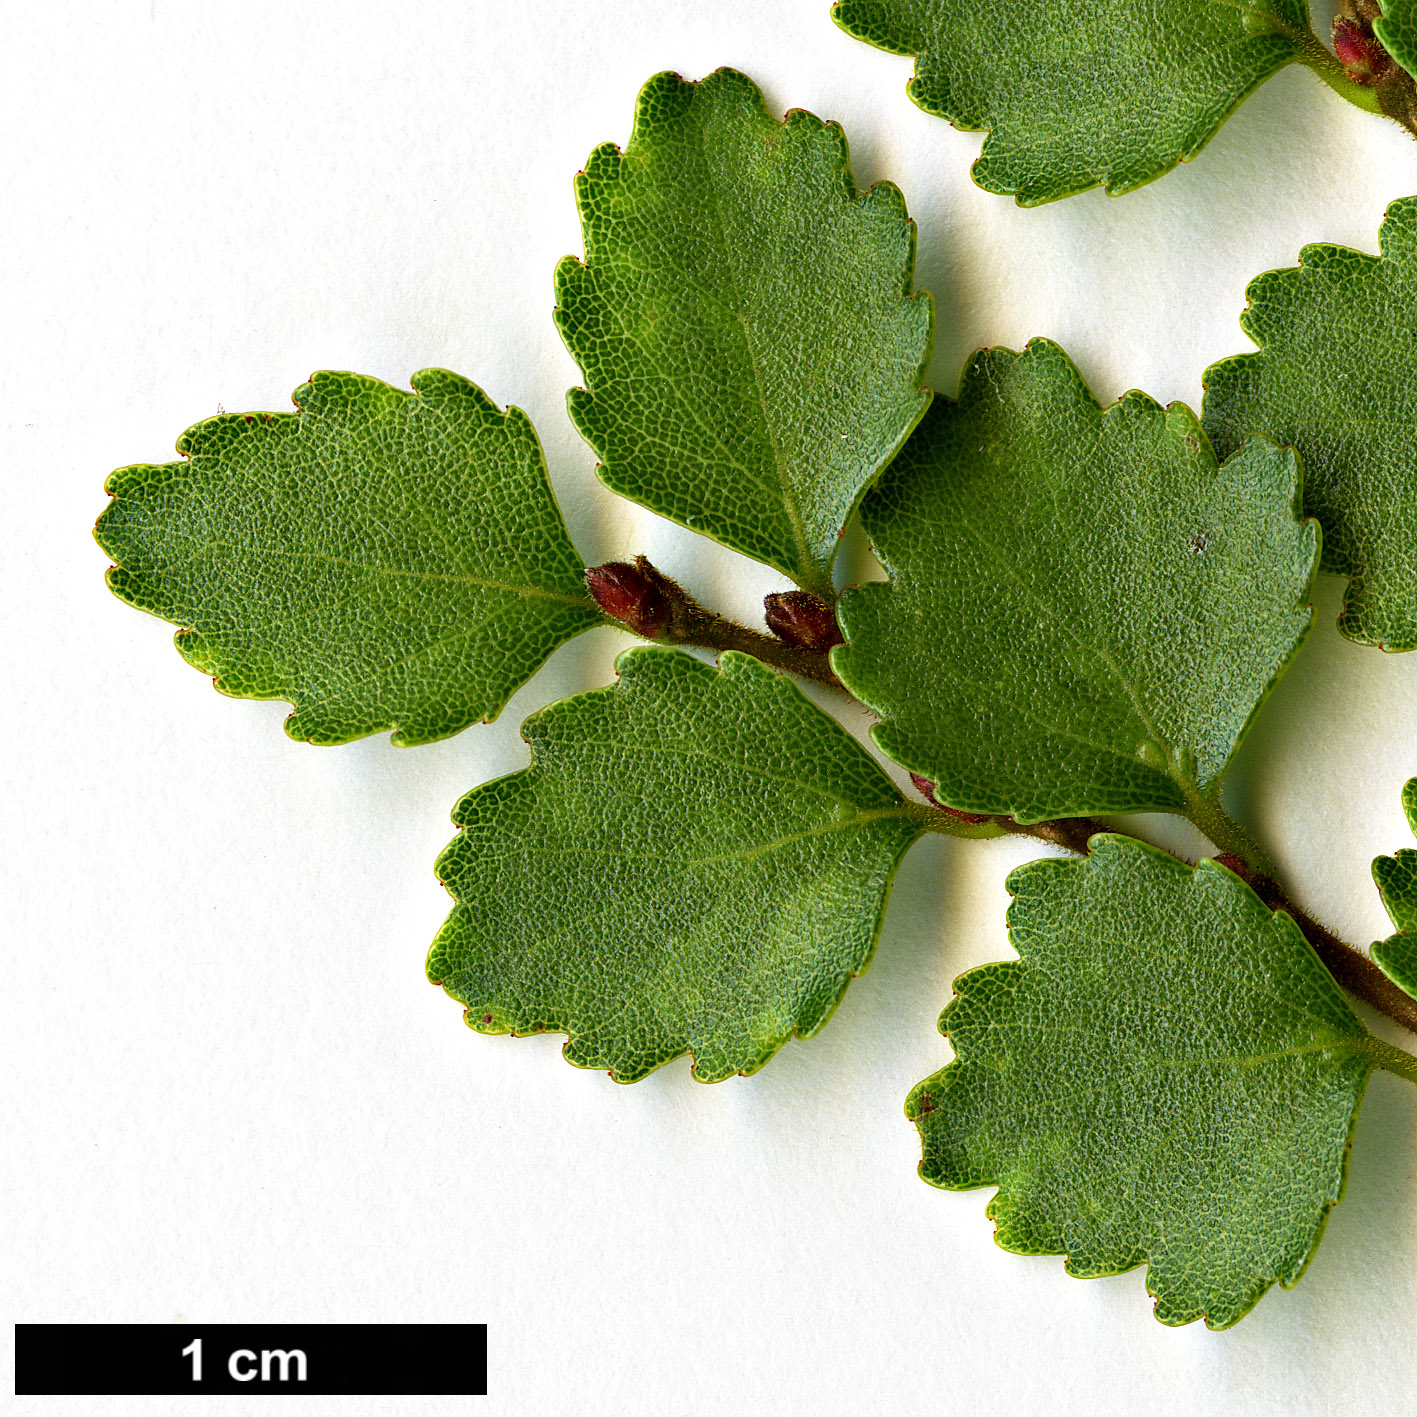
left=1248, top=880, right=1417, bottom=1036
left=593, top=559, right=1415, bottom=1040
left=1005, top=816, right=1109, bottom=857
left=1003, top=812, right=1417, bottom=1039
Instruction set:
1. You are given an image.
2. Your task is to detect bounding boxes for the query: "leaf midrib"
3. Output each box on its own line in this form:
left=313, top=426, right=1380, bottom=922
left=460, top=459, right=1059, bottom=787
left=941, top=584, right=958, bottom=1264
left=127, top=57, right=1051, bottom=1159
left=695, top=116, right=819, bottom=589
left=447, top=806, right=919, bottom=950
left=136, top=529, right=592, bottom=608
left=530, top=734, right=898, bottom=812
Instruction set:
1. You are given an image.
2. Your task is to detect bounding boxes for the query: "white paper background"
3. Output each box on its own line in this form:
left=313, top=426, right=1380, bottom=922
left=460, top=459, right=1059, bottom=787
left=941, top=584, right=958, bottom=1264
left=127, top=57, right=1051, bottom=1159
left=5, top=2, right=1417, bottom=1412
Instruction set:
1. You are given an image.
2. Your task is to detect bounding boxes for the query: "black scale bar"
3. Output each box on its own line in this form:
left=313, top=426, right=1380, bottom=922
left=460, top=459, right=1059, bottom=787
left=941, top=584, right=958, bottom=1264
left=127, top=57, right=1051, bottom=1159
left=14, top=1324, right=486, bottom=1396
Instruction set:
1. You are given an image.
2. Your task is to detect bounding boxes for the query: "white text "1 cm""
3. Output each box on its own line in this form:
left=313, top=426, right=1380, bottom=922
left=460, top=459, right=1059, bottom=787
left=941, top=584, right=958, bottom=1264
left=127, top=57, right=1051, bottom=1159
left=181, top=1338, right=307, bottom=1383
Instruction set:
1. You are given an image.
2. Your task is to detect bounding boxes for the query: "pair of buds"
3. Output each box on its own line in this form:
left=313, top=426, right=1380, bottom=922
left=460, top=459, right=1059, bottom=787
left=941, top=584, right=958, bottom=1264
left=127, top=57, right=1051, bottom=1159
left=584, top=559, right=844, bottom=651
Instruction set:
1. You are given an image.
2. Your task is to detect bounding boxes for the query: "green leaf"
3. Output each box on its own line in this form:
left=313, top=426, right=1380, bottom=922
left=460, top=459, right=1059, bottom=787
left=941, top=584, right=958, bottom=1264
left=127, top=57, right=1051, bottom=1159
left=427, top=647, right=926, bottom=1082
left=96, top=370, right=598, bottom=746
left=554, top=68, right=933, bottom=596
left=908, top=835, right=1380, bottom=1329
left=1203, top=197, right=1417, bottom=651
left=1375, top=5, right=1417, bottom=82
left=1372, top=776, right=1417, bottom=1000
left=833, top=339, right=1318, bottom=823
left=829, top=0, right=1311, bottom=205
left=1373, top=934, right=1417, bottom=1001
left=1374, top=778, right=1417, bottom=930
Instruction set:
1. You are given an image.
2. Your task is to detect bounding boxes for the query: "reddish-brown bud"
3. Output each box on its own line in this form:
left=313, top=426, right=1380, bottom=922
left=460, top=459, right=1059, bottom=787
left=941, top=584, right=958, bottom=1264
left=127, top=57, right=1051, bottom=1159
left=585, top=561, right=670, bottom=638
left=909, top=773, right=939, bottom=804
left=1333, top=14, right=1392, bottom=84
left=908, top=773, right=992, bottom=823
left=763, top=590, right=843, bottom=651
left=1214, top=853, right=1253, bottom=885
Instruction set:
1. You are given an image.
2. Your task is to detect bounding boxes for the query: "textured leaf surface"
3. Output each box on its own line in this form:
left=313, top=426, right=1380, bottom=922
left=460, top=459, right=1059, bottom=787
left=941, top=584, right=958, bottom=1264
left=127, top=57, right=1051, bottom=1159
left=833, top=339, right=1318, bottom=822
left=830, top=0, right=1308, bottom=204
left=555, top=68, right=932, bottom=595
left=1204, top=198, right=1417, bottom=650
left=1375, top=4, right=1417, bottom=80
left=428, top=648, right=925, bottom=1082
left=1373, top=934, right=1417, bottom=1000
left=909, top=835, right=1377, bottom=1329
left=1373, top=776, right=1417, bottom=1000
left=97, top=370, right=597, bottom=745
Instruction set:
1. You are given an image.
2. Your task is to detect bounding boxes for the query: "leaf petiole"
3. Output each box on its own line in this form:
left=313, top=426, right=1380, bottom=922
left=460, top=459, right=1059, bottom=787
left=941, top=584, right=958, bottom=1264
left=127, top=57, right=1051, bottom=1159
left=1180, top=783, right=1278, bottom=881
left=1303, top=47, right=1387, bottom=115
left=1208, top=0, right=1387, bottom=113
left=1366, top=1036, right=1417, bottom=1083
left=913, top=807, right=1009, bottom=842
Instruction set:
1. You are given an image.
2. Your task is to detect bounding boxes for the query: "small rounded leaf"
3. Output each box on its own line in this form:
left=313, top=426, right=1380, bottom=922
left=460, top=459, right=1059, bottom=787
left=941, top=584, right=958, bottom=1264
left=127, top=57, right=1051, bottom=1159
left=912, top=837, right=1381, bottom=1329
left=97, top=370, right=596, bottom=745
left=831, top=0, right=1308, bottom=204
left=1371, top=776, right=1417, bottom=1002
left=834, top=339, right=1318, bottom=822
left=556, top=68, right=932, bottom=593
left=1204, top=197, right=1417, bottom=650
left=428, top=649, right=926, bottom=1082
